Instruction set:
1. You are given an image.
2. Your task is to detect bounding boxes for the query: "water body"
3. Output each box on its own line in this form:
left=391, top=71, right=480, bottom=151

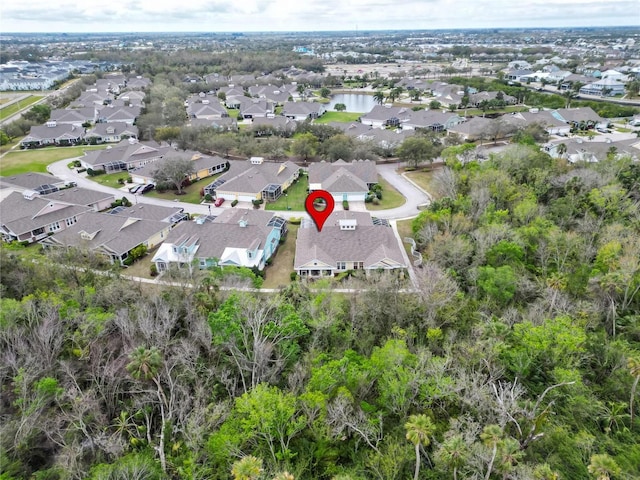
left=326, top=93, right=377, bottom=113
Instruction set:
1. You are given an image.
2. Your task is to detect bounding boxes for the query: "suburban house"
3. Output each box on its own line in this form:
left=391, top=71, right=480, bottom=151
left=69, top=92, right=114, bottom=108
left=238, top=98, right=273, bottom=119
left=186, top=93, right=229, bottom=119
left=401, top=110, right=465, bottom=131
left=0, top=172, right=68, bottom=193
left=511, top=110, right=571, bottom=135
left=187, top=117, right=238, bottom=131
left=130, top=151, right=228, bottom=184
left=430, top=83, right=466, bottom=107
left=203, top=157, right=300, bottom=203
left=40, top=211, right=171, bottom=265
left=125, top=76, right=151, bottom=90
left=468, top=91, right=517, bottom=107
left=308, top=159, right=378, bottom=202
left=294, top=211, right=406, bottom=278
left=248, top=85, right=291, bottom=105
left=579, top=77, right=627, bottom=97
left=84, top=122, right=139, bottom=144
left=50, top=107, right=97, bottom=126
left=281, top=101, right=326, bottom=121
left=105, top=204, right=187, bottom=225
left=96, top=105, right=141, bottom=125
left=80, top=139, right=172, bottom=173
left=360, top=105, right=412, bottom=128
left=21, top=122, right=84, bottom=148
left=505, top=69, right=535, bottom=82
left=446, top=117, right=493, bottom=141
left=0, top=190, right=91, bottom=243
left=250, top=116, right=298, bottom=136
left=42, top=187, right=115, bottom=212
left=544, top=137, right=640, bottom=163
left=151, top=208, right=286, bottom=272
left=117, top=90, right=146, bottom=108
left=551, top=107, right=608, bottom=130
left=329, top=122, right=414, bottom=150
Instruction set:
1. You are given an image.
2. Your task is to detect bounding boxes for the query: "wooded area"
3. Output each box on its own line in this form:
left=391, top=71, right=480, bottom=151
left=1, top=143, right=639, bottom=479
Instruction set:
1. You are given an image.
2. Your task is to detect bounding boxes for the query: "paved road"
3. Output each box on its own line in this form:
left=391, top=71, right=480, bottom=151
left=375, top=162, right=431, bottom=220
left=47, top=157, right=433, bottom=221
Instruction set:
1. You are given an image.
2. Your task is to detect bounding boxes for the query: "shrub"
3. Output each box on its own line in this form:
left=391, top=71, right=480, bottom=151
left=290, top=271, right=298, bottom=281
left=343, top=200, right=349, bottom=210
left=121, top=197, right=132, bottom=207
left=231, top=199, right=238, bottom=207
left=87, top=168, right=105, bottom=177
left=204, top=193, right=213, bottom=202
left=150, top=264, right=158, bottom=277
left=118, top=178, right=125, bottom=185
left=126, top=176, right=132, bottom=183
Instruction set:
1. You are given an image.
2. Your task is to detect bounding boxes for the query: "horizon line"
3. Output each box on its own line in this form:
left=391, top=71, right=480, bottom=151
left=2, top=25, right=638, bottom=35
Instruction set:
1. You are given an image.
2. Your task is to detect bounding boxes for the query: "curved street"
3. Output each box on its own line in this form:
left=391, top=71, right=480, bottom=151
left=47, top=157, right=432, bottom=220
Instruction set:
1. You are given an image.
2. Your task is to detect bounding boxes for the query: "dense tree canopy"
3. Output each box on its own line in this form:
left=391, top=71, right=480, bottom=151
left=1, top=144, right=639, bottom=480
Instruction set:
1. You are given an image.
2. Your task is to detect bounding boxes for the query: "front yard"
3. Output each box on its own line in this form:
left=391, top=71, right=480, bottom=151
left=404, top=168, right=439, bottom=199
left=1, top=145, right=107, bottom=176
left=145, top=177, right=216, bottom=204
left=365, top=176, right=406, bottom=211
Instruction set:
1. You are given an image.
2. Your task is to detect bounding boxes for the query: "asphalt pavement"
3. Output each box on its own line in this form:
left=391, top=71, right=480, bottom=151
left=46, top=157, right=432, bottom=221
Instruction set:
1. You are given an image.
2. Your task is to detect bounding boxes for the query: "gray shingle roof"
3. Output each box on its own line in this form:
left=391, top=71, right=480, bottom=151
left=308, top=160, right=377, bottom=193
left=294, top=212, right=406, bottom=270
left=214, top=160, right=299, bottom=194
left=0, top=191, right=90, bottom=236
left=42, top=187, right=114, bottom=206
left=43, top=211, right=168, bottom=256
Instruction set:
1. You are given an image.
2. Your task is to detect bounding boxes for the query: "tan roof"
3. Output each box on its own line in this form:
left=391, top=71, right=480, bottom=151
left=215, top=160, right=299, bottom=194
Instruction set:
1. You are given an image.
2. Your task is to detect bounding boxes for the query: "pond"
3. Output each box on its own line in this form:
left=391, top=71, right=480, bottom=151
left=326, top=93, right=377, bottom=113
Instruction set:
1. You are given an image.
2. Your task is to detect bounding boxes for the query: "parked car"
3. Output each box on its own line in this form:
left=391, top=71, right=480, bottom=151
left=214, top=197, right=225, bottom=207
left=129, top=184, right=143, bottom=193
left=139, top=184, right=155, bottom=194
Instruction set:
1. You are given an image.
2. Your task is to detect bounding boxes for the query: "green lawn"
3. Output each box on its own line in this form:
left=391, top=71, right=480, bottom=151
left=0, top=136, right=23, bottom=155
left=366, top=176, right=406, bottom=211
left=262, top=224, right=299, bottom=289
left=265, top=176, right=309, bottom=211
left=145, top=177, right=211, bottom=204
left=314, top=111, right=362, bottom=124
left=396, top=219, right=415, bottom=260
left=404, top=169, right=439, bottom=198
left=89, top=172, right=131, bottom=188
left=0, top=145, right=107, bottom=176
left=0, top=95, right=44, bottom=121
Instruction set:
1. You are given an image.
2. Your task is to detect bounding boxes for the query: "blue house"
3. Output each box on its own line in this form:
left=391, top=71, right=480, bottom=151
left=152, top=209, right=286, bottom=273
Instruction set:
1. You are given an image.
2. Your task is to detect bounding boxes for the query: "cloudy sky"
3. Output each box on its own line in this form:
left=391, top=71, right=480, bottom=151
left=0, top=0, right=637, bottom=33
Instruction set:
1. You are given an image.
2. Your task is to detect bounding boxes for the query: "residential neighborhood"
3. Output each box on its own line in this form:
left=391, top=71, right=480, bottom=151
left=1, top=24, right=640, bottom=480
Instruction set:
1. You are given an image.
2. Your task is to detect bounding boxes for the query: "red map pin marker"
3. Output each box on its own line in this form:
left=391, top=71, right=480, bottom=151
left=305, top=190, right=335, bottom=232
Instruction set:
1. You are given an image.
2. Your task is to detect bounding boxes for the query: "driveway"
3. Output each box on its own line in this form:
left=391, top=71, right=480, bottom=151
left=47, top=157, right=432, bottom=221
left=375, top=162, right=431, bottom=220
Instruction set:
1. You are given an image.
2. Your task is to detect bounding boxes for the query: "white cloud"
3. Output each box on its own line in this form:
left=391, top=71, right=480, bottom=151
left=0, top=0, right=636, bottom=32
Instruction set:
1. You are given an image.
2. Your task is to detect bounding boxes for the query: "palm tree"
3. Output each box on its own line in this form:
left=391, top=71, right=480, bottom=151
left=628, top=356, right=640, bottom=429
left=480, top=424, right=503, bottom=480
left=126, top=346, right=168, bottom=472
left=436, top=435, right=468, bottom=480
left=587, top=454, right=621, bottom=480
left=373, top=90, right=385, bottom=105
left=405, top=414, right=436, bottom=480
left=126, top=346, right=162, bottom=381
left=231, top=456, right=263, bottom=480
left=557, top=142, right=567, bottom=159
